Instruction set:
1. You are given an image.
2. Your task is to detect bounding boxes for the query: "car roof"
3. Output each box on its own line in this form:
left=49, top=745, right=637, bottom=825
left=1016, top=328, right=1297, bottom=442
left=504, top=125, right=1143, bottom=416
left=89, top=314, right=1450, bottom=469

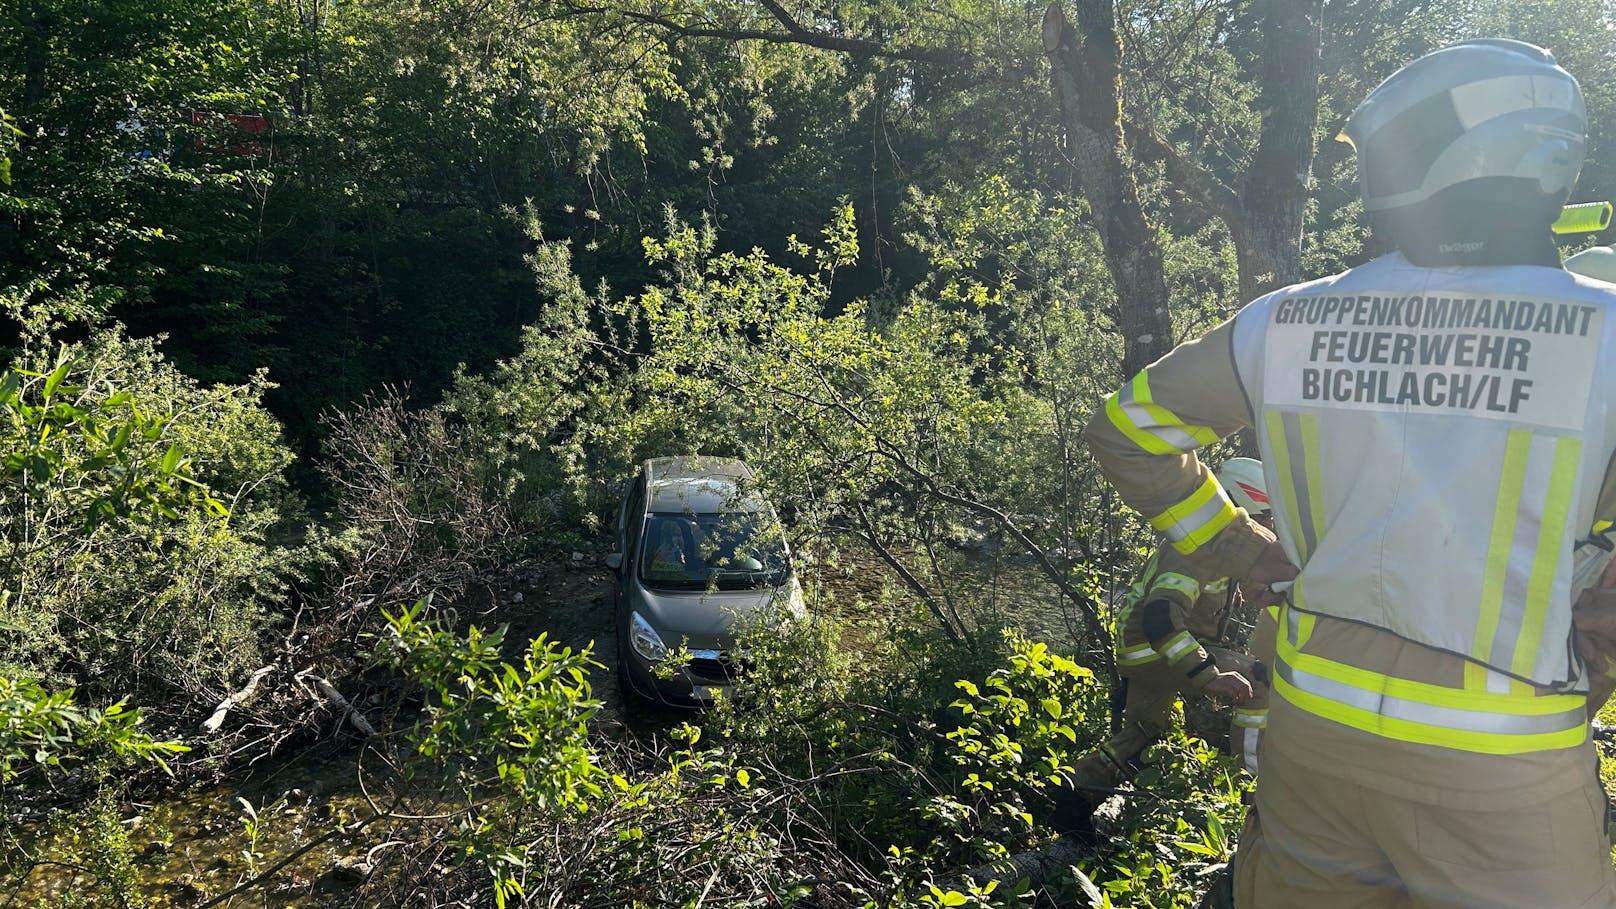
left=643, top=456, right=764, bottom=514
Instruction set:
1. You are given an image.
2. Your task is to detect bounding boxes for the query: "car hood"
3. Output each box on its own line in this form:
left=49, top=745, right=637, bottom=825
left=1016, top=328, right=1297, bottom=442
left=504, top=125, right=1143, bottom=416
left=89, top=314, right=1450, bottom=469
left=636, top=585, right=786, bottom=648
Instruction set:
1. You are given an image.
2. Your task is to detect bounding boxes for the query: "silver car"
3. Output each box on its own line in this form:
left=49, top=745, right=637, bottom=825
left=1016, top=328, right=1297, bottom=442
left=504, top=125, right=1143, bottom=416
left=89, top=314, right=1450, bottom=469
left=606, top=456, right=803, bottom=708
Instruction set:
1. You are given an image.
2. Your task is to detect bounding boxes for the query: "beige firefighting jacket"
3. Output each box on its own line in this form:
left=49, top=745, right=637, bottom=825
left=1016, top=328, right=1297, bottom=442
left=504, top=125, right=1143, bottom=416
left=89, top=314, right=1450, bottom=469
left=1085, top=253, right=1616, bottom=800
left=1114, top=548, right=1233, bottom=691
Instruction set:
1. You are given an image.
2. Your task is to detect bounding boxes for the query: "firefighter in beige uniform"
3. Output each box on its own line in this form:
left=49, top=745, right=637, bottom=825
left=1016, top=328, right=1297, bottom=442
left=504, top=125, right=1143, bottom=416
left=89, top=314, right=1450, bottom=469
left=1086, top=40, right=1616, bottom=909
left=1065, top=459, right=1275, bottom=805
left=1066, top=456, right=1279, bottom=802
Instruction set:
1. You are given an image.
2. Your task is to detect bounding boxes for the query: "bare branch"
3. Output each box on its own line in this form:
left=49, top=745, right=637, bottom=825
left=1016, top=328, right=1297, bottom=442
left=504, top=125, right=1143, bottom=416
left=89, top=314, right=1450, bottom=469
left=852, top=496, right=965, bottom=643
left=564, top=1, right=976, bottom=67
left=1125, top=116, right=1245, bottom=229
left=878, top=446, right=1114, bottom=670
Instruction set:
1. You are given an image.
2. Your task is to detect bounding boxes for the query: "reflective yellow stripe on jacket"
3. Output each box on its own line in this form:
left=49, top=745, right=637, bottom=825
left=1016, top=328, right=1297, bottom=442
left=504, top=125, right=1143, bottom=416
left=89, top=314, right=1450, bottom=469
left=1113, top=565, right=1207, bottom=668
left=1159, top=630, right=1200, bottom=665
left=1468, top=429, right=1582, bottom=691
left=1111, top=553, right=1160, bottom=648
left=1151, top=572, right=1201, bottom=602
left=1104, top=370, right=1220, bottom=455
left=1233, top=707, right=1268, bottom=729
left=1118, top=641, right=1160, bottom=667
left=1104, top=371, right=1235, bottom=556
left=1149, top=473, right=1239, bottom=555
left=1262, top=410, right=1328, bottom=562
left=1273, top=605, right=1587, bottom=756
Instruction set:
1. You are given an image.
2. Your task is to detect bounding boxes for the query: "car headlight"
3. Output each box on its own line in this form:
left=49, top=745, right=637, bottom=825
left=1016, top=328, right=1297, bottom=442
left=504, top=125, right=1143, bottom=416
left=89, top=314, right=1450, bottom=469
left=628, top=610, right=668, bottom=662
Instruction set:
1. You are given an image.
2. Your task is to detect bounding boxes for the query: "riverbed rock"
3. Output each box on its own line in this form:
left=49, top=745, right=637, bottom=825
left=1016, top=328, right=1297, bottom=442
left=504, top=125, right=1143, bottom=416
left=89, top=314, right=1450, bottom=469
left=166, top=877, right=205, bottom=905
left=314, top=855, right=374, bottom=892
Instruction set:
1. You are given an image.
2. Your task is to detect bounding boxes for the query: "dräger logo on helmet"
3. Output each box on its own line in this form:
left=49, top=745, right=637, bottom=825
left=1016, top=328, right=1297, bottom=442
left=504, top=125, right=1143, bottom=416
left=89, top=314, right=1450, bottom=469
left=1438, top=241, right=1485, bottom=254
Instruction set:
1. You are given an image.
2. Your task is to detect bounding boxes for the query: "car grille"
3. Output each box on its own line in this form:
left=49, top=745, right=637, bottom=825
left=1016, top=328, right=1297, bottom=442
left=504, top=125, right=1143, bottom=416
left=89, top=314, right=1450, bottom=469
left=687, top=653, right=746, bottom=682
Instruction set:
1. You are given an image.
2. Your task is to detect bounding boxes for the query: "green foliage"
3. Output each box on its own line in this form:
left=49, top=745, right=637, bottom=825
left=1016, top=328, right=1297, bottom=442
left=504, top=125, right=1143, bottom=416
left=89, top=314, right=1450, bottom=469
left=461, top=194, right=1129, bottom=652
left=368, top=603, right=815, bottom=906
left=440, top=209, right=612, bottom=530
left=377, top=599, right=607, bottom=813
left=44, top=789, right=150, bottom=909
left=1065, top=729, right=1248, bottom=909
left=374, top=600, right=611, bottom=905
left=0, top=675, right=186, bottom=785
left=0, top=0, right=288, bottom=333
left=709, top=602, right=857, bottom=745
left=949, top=634, right=1098, bottom=804
left=0, top=106, right=17, bottom=186
left=0, top=327, right=299, bottom=709
left=900, top=176, right=1134, bottom=548
left=0, top=346, right=220, bottom=531
left=9, top=2, right=1616, bottom=905
left=0, top=675, right=187, bottom=908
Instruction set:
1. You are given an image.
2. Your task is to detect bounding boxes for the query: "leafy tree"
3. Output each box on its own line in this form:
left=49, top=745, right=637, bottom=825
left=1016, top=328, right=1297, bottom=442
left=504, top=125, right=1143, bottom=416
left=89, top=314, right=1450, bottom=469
left=0, top=0, right=290, bottom=343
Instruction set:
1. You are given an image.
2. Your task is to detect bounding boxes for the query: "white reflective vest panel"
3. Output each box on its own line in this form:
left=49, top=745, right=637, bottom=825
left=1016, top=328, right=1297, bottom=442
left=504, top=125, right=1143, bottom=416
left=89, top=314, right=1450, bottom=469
left=1230, top=253, right=1616, bottom=686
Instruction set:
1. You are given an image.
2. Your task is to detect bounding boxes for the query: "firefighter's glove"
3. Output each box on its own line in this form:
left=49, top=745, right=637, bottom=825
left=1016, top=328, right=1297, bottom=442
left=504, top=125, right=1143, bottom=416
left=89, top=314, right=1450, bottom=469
left=1244, top=582, right=1285, bottom=611
left=1247, top=537, right=1297, bottom=589
left=1204, top=670, right=1254, bottom=705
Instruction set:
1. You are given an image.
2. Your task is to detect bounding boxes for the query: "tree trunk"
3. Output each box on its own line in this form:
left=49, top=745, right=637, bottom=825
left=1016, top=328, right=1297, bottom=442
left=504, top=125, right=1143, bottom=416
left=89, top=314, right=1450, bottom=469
left=21, top=1, right=50, bottom=118
left=1082, top=0, right=1324, bottom=311
left=1046, top=0, right=1322, bottom=452
left=1235, top=0, right=1325, bottom=302
left=1042, top=3, right=1174, bottom=378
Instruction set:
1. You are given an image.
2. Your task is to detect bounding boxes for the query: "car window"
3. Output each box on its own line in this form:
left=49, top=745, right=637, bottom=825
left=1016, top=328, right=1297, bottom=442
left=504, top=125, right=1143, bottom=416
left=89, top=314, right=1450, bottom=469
left=622, top=477, right=647, bottom=558
left=638, top=511, right=788, bottom=591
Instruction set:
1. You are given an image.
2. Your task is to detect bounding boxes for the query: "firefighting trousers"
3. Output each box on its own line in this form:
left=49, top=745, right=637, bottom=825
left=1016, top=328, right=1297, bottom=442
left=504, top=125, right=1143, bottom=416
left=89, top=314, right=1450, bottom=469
left=1233, top=730, right=1616, bottom=909
left=1066, top=645, right=1261, bottom=794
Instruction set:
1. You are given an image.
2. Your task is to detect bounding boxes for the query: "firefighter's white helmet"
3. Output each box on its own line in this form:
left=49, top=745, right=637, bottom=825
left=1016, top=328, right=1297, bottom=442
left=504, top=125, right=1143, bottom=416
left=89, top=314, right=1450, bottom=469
left=1340, top=38, right=1584, bottom=214
left=1217, top=458, right=1270, bottom=517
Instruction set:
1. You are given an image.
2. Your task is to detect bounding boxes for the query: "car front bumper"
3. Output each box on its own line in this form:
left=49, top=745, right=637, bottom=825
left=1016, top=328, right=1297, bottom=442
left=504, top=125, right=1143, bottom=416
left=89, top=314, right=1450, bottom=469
left=619, top=646, right=738, bottom=709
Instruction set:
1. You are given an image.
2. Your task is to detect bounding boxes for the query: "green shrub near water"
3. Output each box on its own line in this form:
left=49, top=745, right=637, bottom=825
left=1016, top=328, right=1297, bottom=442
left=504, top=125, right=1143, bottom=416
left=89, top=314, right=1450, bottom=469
left=359, top=602, right=1245, bottom=907
left=0, top=327, right=303, bottom=713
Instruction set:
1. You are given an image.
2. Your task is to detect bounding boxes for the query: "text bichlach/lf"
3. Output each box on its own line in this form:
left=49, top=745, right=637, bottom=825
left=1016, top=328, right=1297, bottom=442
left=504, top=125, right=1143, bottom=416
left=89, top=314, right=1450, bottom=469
left=1271, top=294, right=1599, bottom=416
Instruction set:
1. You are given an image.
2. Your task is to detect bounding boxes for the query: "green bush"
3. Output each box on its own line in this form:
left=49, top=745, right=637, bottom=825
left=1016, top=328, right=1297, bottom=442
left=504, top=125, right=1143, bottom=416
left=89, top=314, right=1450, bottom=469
left=0, top=327, right=301, bottom=711
left=0, top=676, right=187, bottom=907
left=0, top=675, right=187, bottom=785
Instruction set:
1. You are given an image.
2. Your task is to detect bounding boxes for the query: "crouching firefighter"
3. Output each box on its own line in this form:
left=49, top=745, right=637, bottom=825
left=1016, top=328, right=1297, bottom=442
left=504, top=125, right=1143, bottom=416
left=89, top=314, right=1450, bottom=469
left=1053, top=458, right=1277, bottom=828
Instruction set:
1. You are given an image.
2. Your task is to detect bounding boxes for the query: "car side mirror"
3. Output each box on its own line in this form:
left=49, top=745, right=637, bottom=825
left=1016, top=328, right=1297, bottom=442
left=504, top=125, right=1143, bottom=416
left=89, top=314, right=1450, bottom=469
left=604, top=552, right=623, bottom=572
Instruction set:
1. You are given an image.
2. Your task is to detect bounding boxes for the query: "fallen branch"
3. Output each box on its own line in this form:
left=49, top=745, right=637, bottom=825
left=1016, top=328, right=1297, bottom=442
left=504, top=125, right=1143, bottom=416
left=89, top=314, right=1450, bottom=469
left=958, top=839, right=1087, bottom=895
left=293, top=669, right=377, bottom=736
left=200, top=665, right=277, bottom=734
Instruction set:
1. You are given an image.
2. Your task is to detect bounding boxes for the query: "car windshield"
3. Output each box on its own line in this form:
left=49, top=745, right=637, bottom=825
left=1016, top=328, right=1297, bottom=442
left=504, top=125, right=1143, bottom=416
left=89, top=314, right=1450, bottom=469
left=638, top=511, right=789, bottom=591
